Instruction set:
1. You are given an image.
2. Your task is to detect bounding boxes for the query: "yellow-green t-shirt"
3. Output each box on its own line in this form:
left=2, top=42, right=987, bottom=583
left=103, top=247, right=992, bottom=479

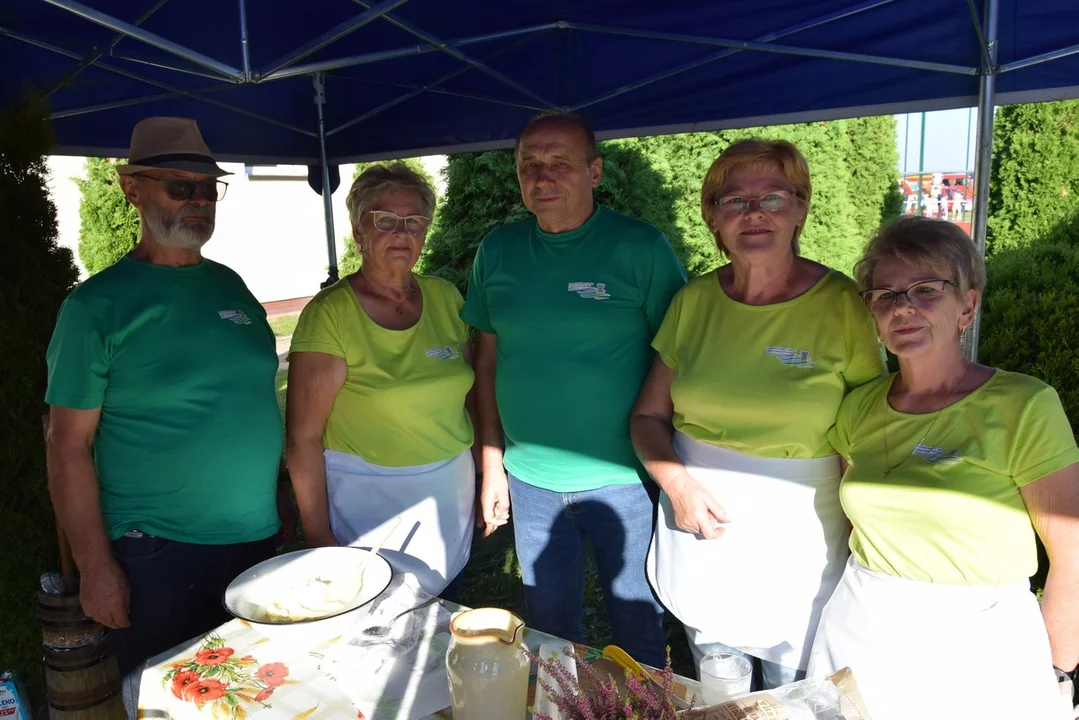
left=289, top=274, right=474, bottom=467
left=828, top=370, right=1079, bottom=585
left=652, top=268, right=884, bottom=459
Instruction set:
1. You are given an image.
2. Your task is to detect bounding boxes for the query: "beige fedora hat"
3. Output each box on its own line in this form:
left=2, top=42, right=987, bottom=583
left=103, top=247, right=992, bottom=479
left=117, top=117, right=230, bottom=177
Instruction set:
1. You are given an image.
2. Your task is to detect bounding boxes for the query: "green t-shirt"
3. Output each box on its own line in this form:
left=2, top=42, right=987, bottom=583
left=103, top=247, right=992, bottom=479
left=653, top=269, right=884, bottom=458
left=45, top=256, right=283, bottom=544
left=829, top=370, right=1079, bottom=585
left=462, top=205, right=687, bottom=491
left=289, top=274, right=474, bottom=467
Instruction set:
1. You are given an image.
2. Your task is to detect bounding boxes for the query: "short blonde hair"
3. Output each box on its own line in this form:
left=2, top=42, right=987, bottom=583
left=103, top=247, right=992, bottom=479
left=700, top=139, right=812, bottom=257
left=345, top=162, right=436, bottom=235
left=854, top=216, right=986, bottom=293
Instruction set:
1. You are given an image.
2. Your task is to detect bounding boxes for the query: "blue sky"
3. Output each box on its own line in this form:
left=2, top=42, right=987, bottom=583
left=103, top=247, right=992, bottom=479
left=894, top=108, right=981, bottom=174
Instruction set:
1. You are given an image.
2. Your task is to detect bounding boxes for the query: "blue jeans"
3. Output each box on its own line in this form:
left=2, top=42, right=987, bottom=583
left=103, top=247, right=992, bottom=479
left=689, top=636, right=806, bottom=691
left=508, top=475, right=666, bottom=668
left=111, top=532, right=276, bottom=715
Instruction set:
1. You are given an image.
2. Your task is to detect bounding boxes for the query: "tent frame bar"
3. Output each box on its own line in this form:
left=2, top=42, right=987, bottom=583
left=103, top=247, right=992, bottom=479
left=41, top=0, right=244, bottom=82
left=314, top=73, right=339, bottom=286
left=1001, top=44, right=1079, bottom=73
left=966, top=0, right=999, bottom=361
left=238, top=0, right=251, bottom=82
left=571, top=0, right=899, bottom=111
left=965, top=0, right=992, bottom=71
left=262, top=23, right=558, bottom=82
left=259, top=0, right=411, bottom=80
left=566, top=22, right=978, bottom=76
left=346, top=0, right=557, bottom=108
left=50, top=84, right=235, bottom=119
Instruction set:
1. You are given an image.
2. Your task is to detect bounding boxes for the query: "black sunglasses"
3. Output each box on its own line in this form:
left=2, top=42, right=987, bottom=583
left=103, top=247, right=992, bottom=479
left=139, top=175, right=228, bottom=202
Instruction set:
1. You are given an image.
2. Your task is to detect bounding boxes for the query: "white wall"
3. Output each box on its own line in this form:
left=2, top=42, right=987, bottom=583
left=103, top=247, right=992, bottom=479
left=45, top=156, right=448, bottom=303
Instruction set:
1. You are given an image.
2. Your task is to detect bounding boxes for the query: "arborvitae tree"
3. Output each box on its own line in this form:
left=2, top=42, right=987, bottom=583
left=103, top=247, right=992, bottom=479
left=75, top=157, right=140, bottom=274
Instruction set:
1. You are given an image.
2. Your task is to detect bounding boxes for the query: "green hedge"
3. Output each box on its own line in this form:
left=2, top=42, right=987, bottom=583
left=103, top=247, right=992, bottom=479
left=75, top=157, right=139, bottom=275
left=0, top=99, right=80, bottom=713
left=980, top=212, right=1079, bottom=435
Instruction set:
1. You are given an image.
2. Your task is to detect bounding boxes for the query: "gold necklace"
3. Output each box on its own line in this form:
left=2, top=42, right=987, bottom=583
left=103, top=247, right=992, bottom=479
left=882, top=365, right=969, bottom=480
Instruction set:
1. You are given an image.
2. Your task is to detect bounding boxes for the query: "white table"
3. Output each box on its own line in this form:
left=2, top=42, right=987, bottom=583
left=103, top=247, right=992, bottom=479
left=138, top=601, right=699, bottom=720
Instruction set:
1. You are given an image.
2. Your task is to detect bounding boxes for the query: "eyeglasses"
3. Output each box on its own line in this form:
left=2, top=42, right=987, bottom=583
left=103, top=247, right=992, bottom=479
left=712, top=190, right=796, bottom=216
left=860, top=279, right=957, bottom=312
left=139, top=175, right=228, bottom=202
left=367, top=210, right=430, bottom=237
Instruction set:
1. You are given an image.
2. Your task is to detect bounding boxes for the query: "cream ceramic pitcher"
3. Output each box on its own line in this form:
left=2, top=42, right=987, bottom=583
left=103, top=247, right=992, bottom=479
left=446, top=608, right=530, bottom=720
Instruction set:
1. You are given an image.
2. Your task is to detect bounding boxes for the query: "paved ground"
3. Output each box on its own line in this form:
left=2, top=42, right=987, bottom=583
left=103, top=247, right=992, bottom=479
left=277, top=335, right=291, bottom=369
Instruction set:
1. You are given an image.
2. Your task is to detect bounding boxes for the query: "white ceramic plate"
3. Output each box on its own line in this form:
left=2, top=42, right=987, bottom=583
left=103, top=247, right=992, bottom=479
left=223, top=547, right=393, bottom=645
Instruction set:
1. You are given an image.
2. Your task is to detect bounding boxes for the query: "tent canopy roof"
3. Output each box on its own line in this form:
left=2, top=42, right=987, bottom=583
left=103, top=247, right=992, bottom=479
left=3, top=0, right=1078, bottom=164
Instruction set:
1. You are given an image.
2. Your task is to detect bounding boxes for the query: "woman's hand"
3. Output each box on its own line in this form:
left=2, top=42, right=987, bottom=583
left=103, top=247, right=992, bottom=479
left=480, top=464, right=511, bottom=538
left=665, top=471, right=730, bottom=539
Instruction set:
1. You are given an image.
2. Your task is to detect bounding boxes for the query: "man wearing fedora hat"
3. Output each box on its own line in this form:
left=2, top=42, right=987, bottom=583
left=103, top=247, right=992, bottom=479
left=45, top=117, right=289, bottom=711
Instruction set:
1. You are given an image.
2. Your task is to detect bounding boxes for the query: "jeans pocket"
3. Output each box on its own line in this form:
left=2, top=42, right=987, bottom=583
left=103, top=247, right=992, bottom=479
left=112, top=533, right=173, bottom=563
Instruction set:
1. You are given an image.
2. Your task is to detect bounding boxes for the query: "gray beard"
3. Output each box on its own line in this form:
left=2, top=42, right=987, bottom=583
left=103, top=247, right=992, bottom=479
left=143, top=203, right=215, bottom=250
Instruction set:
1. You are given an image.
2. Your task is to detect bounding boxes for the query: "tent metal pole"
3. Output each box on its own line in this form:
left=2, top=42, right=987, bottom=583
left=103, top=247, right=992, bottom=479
left=917, top=111, right=926, bottom=213
left=347, top=0, right=558, bottom=107
left=260, top=0, right=410, bottom=79
left=109, top=53, right=242, bottom=81
left=1001, top=44, right=1079, bottom=73
left=566, top=23, right=978, bottom=76
left=966, top=0, right=999, bottom=362
left=314, top=74, right=339, bottom=288
left=41, top=0, right=244, bottom=81
left=0, top=27, right=315, bottom=136
left=572, top=0, right=899, bottom=111
left=238, top=0, right=251, bottom=82
left=50, top=84, right=236, bottom=119
left=261, top=23, right=558, bottom=82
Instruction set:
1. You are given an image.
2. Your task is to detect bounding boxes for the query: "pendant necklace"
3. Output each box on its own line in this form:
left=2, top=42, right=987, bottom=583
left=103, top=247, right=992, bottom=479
left=881, top=364, right=969, bottom=480
left=360, top=270, right=413, bottom=315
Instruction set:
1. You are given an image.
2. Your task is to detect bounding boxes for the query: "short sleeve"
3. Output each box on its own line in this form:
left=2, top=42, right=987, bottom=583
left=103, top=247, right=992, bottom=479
left=843, top=297, right=886, bottom=390
left=45, top=294, right=110, bottom=410
left=826, top=396, right=855, bottom=460
left=650, top=288, right=684, bottom=370
left=461, top=239, right=494, bottom=334
left=289, top=295, right=345, bottom=359
left=642, top=234, right=687, bottom=335
left=1010, top=385, right=1079, bottom=486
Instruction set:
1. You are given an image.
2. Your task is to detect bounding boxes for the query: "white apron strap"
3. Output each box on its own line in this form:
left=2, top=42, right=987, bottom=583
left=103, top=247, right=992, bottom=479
left=647, top=432, right=847, bottom=671
left=324, top=449, right=475, bottom=597
left=808, top=557, right=1069, bottom=720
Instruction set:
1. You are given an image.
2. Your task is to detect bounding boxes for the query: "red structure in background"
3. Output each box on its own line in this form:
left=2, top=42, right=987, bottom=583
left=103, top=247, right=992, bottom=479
left=900, top=171, right=974, bottom=235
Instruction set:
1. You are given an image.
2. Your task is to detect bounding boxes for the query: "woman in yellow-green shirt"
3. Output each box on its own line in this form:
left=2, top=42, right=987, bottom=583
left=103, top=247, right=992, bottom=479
left=287, top=163, right=476, bottom=597
left=807, top=217, right=1079, bottom=720
left=632, top=139, right=884, bottom=689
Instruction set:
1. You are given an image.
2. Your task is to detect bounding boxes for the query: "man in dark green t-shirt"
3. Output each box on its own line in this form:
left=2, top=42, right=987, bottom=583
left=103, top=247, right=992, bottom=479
left=45, top=118, right=287, bottom=711
left=462, top=112, right=686, bottom=666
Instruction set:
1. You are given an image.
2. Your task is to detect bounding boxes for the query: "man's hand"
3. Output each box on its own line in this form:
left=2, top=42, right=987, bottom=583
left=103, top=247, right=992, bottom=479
left=665, top=471, right=729, bottom=539
left=79, top=559, right=131, bottom=629
left=480, top=465, right=511, bottom=538
left=276, top=477, right=298, bottom=546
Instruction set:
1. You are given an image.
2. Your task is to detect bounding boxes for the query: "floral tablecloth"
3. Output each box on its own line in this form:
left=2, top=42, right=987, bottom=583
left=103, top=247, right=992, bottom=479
left=137, top=600, right=699, bottom=720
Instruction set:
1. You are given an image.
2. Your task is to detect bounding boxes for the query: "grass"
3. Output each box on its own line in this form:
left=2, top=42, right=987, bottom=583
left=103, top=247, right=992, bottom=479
left=268, top=313, right=299, bottom=338
left=275, top=368, right=288, bottom=419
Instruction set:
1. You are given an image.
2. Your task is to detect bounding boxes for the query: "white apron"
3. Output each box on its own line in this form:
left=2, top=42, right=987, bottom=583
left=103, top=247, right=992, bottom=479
left=325, top=448, right=475, bottom=596
left=647, top=432, right=848, bottom=671
left=808, top=556, right=1068, bottom=720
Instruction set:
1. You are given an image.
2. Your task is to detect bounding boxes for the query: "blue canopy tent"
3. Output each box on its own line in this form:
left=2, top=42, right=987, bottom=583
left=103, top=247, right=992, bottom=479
left=3, top=0, right=1078, bottom=355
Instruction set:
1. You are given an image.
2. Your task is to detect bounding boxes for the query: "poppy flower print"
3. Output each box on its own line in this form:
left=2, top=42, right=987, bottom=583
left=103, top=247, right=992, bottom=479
left=170, top=670, right=200, bottom=699
left=182, top=678, right=228, bottom=705
left=194, top=647, right=234, bottom=666
left=256, top=662, right=289, bottom=686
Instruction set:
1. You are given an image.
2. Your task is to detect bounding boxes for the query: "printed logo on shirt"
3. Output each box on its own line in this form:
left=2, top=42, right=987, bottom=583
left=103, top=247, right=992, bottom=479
left=426, top=346, right=461, bottom=360
left=218, top=310, right=252, bottom=325
left=764, top=346, right=815, bottom=369
left=568, top=282, right=611, bottom=300
left=913, top=443, right=962, bottom=465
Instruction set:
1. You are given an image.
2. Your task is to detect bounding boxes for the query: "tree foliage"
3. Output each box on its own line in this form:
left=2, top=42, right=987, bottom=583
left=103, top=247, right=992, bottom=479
left=339, top=157, right=439, bottom=277
left=987, top=100, right=1079, bottom=255
left=424, top=117, right=903, bottom=291
left=0, top=98, right=80, bottom=711
left=980, top=211, right=1079, bottom=436
left=75, top=157, right=140, bottom=274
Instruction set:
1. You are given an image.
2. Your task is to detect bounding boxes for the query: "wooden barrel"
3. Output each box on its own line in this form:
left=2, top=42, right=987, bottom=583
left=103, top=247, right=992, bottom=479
left=38, top=590, right=105, bottom=650
left=44, top=636, right=125, bottom=719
